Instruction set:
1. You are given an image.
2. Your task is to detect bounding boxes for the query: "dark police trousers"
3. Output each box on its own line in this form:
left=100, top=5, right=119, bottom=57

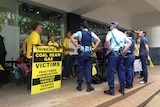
left=124, top=54, right=135, bottom=85
left=77, top=52, right=92, bottom=85
left=107, top=51, right=125, bottom=89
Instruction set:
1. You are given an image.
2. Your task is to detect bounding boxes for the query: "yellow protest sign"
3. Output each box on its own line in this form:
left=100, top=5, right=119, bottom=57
left=149, top=60, right=154, bottom=68
left=92, top=63, right=97, bottom=76
left=31, top=46, right=62, bottom=95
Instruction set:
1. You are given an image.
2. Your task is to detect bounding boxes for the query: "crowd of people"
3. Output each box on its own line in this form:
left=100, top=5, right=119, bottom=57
left=0, top=21, right=150, bottom=95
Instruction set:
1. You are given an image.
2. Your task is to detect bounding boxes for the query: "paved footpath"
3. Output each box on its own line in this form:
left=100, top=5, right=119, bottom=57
left=0, top=66, right=160, bottom=107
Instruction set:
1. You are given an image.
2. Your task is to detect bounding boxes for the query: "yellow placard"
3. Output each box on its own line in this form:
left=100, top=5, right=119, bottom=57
left=149, top=60, right=154, bottom=68
left=31, top=46, right=62, bottom=95
left=92, top=63, right=97, bottom=76
left=0, top=64, right=4, bottom=71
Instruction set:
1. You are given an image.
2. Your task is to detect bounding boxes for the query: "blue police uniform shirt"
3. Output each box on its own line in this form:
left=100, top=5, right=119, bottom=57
left=74, top=29, right=99, bottom=51
left=139, top=37, right=149, bottom=55
left=127, top=37, right=135, bottom=53
left=106, top=29, right=130, bottom=51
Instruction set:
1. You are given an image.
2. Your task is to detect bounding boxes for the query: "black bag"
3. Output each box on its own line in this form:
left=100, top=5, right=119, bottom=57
left=92, top=74, right=107, bottom=84
left=92, top=75, right=102, bottom=84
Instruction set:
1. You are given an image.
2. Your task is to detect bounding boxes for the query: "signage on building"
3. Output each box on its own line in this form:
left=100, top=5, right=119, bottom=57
left=31, top=46, right=62, bottom=95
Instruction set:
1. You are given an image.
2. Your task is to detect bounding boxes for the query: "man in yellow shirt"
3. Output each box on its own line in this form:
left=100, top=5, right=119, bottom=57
left=62, top=31, right=74, bottom=80
left=23, top=22, right=42, bottom=59
left=22, top=22, right=42, bottom=90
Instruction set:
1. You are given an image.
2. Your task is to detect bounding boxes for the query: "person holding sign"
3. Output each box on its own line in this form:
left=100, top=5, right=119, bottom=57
left=23, top=22, right=42, bottom=90
left=23, top=22, right=42, bottom=59
left=62, top=31, right=74, bottom=80
left=70, top=21, right=101, bottom=92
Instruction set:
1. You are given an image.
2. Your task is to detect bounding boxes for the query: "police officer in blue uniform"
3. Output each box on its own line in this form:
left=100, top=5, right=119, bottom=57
left=70, top=21, right=101, bottom=92
left=124, top=31, right=135, bottom=89
left=104, top=21, right=132, bottom=95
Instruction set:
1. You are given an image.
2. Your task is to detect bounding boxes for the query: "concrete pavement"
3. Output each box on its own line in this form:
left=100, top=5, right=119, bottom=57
left=0, top=66, right=160, bottom=107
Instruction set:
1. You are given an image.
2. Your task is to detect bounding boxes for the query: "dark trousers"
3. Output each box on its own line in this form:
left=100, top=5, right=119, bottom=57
left=140, top=55, right=148, bottom=82
left=0, top=56, right=8, bottom=84
left=124, top=54, right=135, bottom=85
left=62, top=54, right=73, bottom=77
left=102, top=53, right=107, bottom=75
left=77, top=52, right=92, bottom=85
left=27, top=72, right=32, bottom=90
left=107, top=53, right=125, bottom=88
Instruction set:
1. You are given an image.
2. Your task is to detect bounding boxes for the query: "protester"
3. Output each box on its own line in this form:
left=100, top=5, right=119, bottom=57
left=135, top=37, right=144, bottom=78
left=138, top=30, right=149, bottom=84
left=47, top=34, right=59, bottom=47
left=62, top=31, right=74, bottom=80
left=0, top=25, right=7, bottom=87
left=23, top=22, right=42, bottom=90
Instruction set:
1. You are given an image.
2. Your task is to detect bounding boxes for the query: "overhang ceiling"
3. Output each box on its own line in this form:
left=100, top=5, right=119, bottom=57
left=21, top=0, right=160, bottom=29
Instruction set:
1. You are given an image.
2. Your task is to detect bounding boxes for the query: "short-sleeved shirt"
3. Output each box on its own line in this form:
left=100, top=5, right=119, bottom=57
left=106, top=29, right=130, bottom=51
left=48, top=41, right=59, bottom=47
left=139, top=37, right=149, bottom=56
left=74, top=29, right=99, bottom=51
left=63, top=38, right=70, bottom=55
left=25, top=31, right=41, bottom=59
left=127, top=37, right=135, bottom=53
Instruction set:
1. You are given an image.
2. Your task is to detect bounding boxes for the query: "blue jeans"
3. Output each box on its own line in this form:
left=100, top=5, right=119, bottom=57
left=107, top=53, right=125, bottom=88
left=140, top=55, right=148, bottom=82
left=77, top=52, right=92, bottom=85
left=62, top=55, right=73, bottom=77
left=124, top=54, right=135, bottom=85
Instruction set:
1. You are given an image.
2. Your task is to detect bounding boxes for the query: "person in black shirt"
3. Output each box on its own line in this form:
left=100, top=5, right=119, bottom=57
left=0, top=25, right=7, bottom=87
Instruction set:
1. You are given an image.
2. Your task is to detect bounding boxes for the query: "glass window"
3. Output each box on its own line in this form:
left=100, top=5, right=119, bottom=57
left=19, top=2, right=66, bottom=54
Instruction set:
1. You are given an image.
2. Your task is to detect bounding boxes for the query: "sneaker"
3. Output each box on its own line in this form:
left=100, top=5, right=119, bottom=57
left=69, top=76, right=73, bottom=78
left=62, top=77, right=67, bottom=80
left=139, top=81, right=146, bottom=84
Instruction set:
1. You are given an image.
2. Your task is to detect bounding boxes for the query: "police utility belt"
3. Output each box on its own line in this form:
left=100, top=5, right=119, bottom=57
left=79, top=46, right=92, bottom=54
left=109, top=50, right=133, bottom=56
left=109, top=48, right=124, bottom=56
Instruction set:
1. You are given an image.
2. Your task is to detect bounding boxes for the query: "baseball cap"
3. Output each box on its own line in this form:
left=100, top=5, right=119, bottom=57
left=108, top=21, right=118, bottom=28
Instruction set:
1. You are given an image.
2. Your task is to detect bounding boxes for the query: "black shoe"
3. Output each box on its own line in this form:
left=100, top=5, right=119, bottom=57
left=87, top=86, right=94, bottom=92
left=104, top=89, right=114, bottom=95
left=119, top=88, right=125, bottom=95
left=77, top=85, right=82, bottom=91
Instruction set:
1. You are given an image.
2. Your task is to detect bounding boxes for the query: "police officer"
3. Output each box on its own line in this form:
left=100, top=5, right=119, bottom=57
left=104, top=21, right=131, bottom=95
left=70, top=21, right=101, bottom=92
left=124, top=31, right=135, bottom=88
